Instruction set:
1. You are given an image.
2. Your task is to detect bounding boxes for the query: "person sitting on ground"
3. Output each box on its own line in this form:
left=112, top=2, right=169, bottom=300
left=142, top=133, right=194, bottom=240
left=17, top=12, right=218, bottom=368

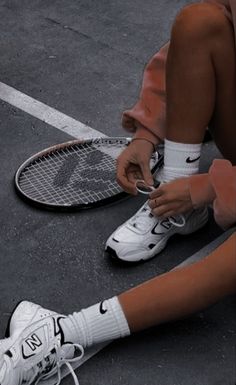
left=105, top=0, right=236, bottom=262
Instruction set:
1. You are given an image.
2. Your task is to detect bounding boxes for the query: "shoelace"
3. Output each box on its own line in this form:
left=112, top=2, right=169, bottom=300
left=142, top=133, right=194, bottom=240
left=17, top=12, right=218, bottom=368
left=36, top=343, right=84, bottom=385
left=14, top=342, right=84, bottom=385
left=54, top=343, right=84, bottom=385
left=135, top=180, right=186, bottom=229
left=131, top=202, right=156, bottom=231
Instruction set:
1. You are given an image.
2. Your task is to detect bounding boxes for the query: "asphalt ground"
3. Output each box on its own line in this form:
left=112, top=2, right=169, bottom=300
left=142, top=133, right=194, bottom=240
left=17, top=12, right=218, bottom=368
left=0, top=1, right=235, bottom=384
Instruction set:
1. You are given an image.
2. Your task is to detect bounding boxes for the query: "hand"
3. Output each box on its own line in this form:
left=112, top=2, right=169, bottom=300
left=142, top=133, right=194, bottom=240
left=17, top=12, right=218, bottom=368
left=116, top=139, right=154, bottom=195
left=149, top=177, right=194, bottom=217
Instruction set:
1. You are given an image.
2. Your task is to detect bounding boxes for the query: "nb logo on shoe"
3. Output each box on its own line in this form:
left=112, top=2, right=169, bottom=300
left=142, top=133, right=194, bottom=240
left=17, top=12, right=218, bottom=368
left=26, top=333, right=42, bottom=351
left=22, top=333, right=43, bottom=358
left=161, top=218, right=172, bottom=230
left=151, top=218, right=172, bottom=234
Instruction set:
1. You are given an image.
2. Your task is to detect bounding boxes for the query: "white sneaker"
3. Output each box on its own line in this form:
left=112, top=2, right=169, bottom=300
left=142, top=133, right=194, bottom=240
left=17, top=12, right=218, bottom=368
left=105, top=201, right=208, bottom=262
left=0, top=301, right=83, bottom=385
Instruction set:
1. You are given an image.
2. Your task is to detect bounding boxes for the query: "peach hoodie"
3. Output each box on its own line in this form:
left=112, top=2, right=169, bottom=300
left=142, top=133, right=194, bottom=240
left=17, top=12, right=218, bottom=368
left=122, top=0, right=236, bottom=230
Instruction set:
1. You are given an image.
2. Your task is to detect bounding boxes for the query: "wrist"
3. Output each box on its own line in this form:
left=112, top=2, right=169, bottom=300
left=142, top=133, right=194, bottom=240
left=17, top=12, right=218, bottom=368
left=133, top=124, right=161, bottom=149
left=189, top=174, right=216, bottom=207
left=131, top=137, right=156, bottom=152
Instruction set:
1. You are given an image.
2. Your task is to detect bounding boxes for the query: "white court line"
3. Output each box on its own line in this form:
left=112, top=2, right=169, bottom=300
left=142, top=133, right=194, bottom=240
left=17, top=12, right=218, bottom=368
left=0, top=82, right=106, bottom=139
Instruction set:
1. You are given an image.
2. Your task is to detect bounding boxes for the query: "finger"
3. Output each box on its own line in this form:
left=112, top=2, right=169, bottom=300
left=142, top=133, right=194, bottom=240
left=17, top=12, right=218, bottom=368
left=160, top=210, right=177, bottom=218
left=128, top=174, right=142, bottom=187
left=127, top=168, right=143, bottom=183
left=151, top=203, right=175, bottom=217
left=148, top=198, right=159, bottom=210
left=140, top=162, right=154, bottom=186
left=148, top=196, right=167, bottom=209
left=149, top=186, right=164, bottom=199
left=117, top=165, right=137, bottom=195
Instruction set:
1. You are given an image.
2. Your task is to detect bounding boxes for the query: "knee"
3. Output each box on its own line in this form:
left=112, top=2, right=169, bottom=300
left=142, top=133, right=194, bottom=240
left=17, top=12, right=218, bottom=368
left=171, top=3, right=230, bottom=45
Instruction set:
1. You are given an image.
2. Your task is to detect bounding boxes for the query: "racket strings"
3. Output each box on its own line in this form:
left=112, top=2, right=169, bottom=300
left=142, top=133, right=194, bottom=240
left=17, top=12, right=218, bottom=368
left=18, top=143, right=123, bottom=206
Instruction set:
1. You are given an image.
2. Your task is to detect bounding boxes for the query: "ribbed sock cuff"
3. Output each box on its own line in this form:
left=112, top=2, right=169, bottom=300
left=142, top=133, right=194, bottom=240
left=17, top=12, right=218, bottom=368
left=157, top=139, right=202, bottom=182
left=64, top=297, right=130, bottom=348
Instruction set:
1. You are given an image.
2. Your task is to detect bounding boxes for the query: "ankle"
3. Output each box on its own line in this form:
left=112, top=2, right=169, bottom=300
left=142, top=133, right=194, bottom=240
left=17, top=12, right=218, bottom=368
left=61, top=297, right=130, bottom=348
left=157, top=139, right=202, bottom=182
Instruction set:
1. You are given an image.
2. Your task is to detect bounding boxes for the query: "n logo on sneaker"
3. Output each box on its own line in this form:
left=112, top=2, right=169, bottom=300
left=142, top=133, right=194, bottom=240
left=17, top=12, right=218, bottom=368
left=151, top=218, right=172, bottom=234
left=161, top=218, right=172, bottom=230
left=22, top=333, right=43, bottom=359
left=26, top=334, right=42, bottom=351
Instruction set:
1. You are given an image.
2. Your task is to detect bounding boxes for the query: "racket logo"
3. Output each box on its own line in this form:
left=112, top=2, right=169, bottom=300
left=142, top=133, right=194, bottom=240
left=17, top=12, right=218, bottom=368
left=54, top=155, right=79, bottom=188
left=99, top=301, right=108, bottom=315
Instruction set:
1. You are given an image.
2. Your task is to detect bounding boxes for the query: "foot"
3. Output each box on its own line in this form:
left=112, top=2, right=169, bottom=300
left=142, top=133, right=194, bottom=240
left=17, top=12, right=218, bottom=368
left=0, top=301, right=83, bottom=384
left=105, top=201, right=208, bottom=262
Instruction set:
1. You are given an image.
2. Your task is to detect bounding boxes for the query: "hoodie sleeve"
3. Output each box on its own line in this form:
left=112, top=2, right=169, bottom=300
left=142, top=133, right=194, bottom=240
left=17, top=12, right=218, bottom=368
left=189, top=159, right=236, bottom=229
left=122, top=42, right=169, bottom=145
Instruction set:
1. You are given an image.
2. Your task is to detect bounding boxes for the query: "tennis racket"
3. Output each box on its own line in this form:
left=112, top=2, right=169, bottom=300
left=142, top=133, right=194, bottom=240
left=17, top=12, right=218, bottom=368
left=15, top=137, right=163, bottom=211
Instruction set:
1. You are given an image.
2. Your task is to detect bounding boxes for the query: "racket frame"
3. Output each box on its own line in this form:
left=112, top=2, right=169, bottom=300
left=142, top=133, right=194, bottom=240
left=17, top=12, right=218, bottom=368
left=15, top=137, right=163, bottom=211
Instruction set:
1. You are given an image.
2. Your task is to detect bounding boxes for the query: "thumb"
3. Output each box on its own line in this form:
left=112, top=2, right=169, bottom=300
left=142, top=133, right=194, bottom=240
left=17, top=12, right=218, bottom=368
left=140, top=162, right=154, bottom=186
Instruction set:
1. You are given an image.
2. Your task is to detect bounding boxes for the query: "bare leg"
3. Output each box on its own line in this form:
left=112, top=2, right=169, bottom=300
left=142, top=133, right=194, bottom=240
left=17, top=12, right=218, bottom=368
left=119, top=233, right=236, bottom=332
left=166, top=2, right=236, bottom=165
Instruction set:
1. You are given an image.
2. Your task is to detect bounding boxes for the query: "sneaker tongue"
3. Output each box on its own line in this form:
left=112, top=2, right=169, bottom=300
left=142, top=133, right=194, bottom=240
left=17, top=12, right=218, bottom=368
left=61, top=343, right=75, bottom=359
left=132, top=206, right=154, bottom=231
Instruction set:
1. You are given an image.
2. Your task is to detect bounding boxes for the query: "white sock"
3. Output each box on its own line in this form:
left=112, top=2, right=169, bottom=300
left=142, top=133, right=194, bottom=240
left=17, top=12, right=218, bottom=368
left=157, top=139, right=202, bottom=182
left=61, top=296, right=130, bottom=348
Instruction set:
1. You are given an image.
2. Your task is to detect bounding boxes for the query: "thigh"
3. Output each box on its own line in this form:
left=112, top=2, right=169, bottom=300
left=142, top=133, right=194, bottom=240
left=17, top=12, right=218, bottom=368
left=209, top=15, right=236, bottom=165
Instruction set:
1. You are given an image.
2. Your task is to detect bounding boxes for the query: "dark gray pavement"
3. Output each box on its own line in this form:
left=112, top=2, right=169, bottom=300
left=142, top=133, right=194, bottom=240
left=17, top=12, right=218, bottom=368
left=0, top=1, right=235, bottom=385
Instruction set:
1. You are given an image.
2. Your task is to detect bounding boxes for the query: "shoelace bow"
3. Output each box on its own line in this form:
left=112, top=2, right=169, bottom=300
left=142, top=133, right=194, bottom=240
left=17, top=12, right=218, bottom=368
left=16, top=342, right=84, bottom=385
